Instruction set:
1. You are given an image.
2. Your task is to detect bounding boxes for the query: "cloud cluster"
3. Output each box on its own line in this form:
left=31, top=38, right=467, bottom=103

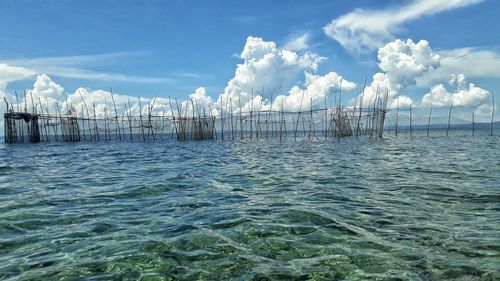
left=324, top=0, right=483, bottom=52
left=2, top=36, right=357, bottom=127
left=275, top=72, right=356, bottom=111
left=353, top=39, right=440, bottom=109
left=216, top=36, right=355, bottom=113
left=417, top=47, right=500, bottom=87
left=378, top=39, right=440, bottom=92
left=1, top=34, right=496, bottom=133
left=283, top=33, right=311, bottom=52
left=421, top=73, right=490, bottom=107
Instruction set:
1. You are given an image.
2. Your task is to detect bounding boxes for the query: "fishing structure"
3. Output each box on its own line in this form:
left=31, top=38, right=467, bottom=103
left=3, top=90, right=389, bottom=143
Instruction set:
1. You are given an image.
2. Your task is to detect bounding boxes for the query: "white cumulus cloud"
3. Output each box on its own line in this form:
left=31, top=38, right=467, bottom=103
left=275, top=72, right=356, bottom=111
left=216, top=36, right=355, bottom=113
left=417, top=47, right=500, bottom=87
left=353, top=39, right=440, bottom=109
left=421, top=74, right=490, bottom=107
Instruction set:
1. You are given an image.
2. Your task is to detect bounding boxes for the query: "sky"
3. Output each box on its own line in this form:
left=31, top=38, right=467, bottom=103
left=1, top=0, right=499, bottom=125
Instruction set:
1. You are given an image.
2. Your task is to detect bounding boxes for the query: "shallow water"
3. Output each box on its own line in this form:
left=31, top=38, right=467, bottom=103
left=0, top=131, right=499, bottom=280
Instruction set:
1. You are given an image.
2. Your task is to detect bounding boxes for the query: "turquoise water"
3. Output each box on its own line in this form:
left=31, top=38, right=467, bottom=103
left=0, top=131, right=499, bottom=280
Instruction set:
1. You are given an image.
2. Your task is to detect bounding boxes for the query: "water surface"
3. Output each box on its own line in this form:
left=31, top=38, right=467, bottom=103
left=0, top=131, right=499, bottom=280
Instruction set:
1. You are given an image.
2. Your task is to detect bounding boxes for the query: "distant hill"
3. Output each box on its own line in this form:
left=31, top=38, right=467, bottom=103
left=391, top=121, right=500, bottom=130
left=411, top=116, right=470, bottom=126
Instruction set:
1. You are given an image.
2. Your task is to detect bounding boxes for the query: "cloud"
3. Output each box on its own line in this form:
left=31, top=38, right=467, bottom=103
left=2, top=37, right=356, bottom=124
left=417, top=47, right=500, bottom=87
left=275, top=72, right=356, bottom=111
left=216, top=36, right=329, bottom=111
left=0, top=63, right=36, bottom=91
left=324, top=0, right=483, bottom=53
left=421, top=73, right=490, bottom=107
left=2, top=51, right=150, bottom=67
left=2, top=74, right=213, bottom=123
left=32, top=74, right=65, bottom=99
left=0, top=52, right=173, bottom=85
left=353, top=39, right=440, bottom=109
left=215, top=36, right=357, bottom=115
left=32, top=66, right=173, bottom=84
left=283, top=32, right=310, bottom=52
left=378, top=39, right=440, bottom=91
left=180, top=87, right=217, bottom=117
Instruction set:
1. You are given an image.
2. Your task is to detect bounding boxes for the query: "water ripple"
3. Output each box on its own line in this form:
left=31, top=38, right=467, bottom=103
left=0, top=134, right=499, bottom=280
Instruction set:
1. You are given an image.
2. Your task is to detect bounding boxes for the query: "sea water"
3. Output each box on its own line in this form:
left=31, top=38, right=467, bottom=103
left=0, top=130, right=498, bottom=280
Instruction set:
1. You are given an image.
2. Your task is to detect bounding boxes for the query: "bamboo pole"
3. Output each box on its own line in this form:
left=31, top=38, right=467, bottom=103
left=38, top=96, right=49, bottom=142
left=250, top=88, right=253, bottom=140
left=294, top=90, right=305, bottom=140
left=56, top=102, right=63, bottom=141
left=268, top=93, right=273, bottom=139
left=210, top=103, right=216, bottom=140
left=257, top=98, right=262, bottom=140
left=29, top=92, right=36, bottom=114
left=280, top=99, right=285, bottom=141
left=138, top=97, right=145, bottom=141
left=395, top=99, right=399, bottom=137
left=3, top=98, right=7, bottom=142
left=149, top=97, right=157, bottom=141
left=230, top=98, right=234, bottom=140
left=79, top=91, right=93, bottom=141
left=104, top=97, right=109, bottom=141
left=110, top=89, right=121, bottom=141
left=491, top=92, right=495, bottom=136
left=238, top=94, right=242, bottom=140
left=324, top=96, right=328, bottom=140
left=93, top=102, right=99, bottom=141
left=65, top=94, right=74, bottom=141
left=472, top=111, right=475, bottom=136
left=175, top=98, right=185, bottom=141
left=79, top=110, right=85, bottom=141
left=19, top=91, right=26, bottom=142
left=446, top=102, right=453, bottom=137
left=309, top=98, right=313, bottom=140
left=356, top=78, right=367, bottom=137
left=224, top=92, right=230, bottom=141
left=409, top=104, right=413, bottom=139
left=427, top=106, right=432, bottom=137
left=127, top=99, right=133, bottom=140
left=23, top=90, right=27, bottom=113
left=168, top=97, right=177, bottom=140
left=220, top=94, right=224, bottom=140
left=121, top=109, right=126, bottom=141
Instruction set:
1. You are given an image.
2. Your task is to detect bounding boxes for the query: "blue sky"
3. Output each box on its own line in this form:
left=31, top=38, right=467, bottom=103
left=1, top=0, right=499, bottom=121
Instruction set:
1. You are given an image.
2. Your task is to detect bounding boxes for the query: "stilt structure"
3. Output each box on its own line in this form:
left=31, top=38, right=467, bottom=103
left=3, top=90, right=389, bottom=143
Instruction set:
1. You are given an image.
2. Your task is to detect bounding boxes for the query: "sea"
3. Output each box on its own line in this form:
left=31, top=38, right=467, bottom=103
left=0, top=129, right=499, bottom=280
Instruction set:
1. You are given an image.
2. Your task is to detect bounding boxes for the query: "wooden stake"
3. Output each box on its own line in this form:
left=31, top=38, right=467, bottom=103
left=250, top=88, right=253, bottom=140
left=446, top=102, right=453, bottom=137
left=92, top=102, right=99, bottom=141
left=472, top=111, right=475, bottom=136
left=395, top=99, right=399, bottom=137
left=409, top=103, right=413, bottom=139
left=230, top=98, right=234, bottom=140
left=110, top=89, right=121, bottom=141
left=139, top=97, right=145, bottom=141
left=356, top=78, right=367, bottom=137
left=427, top=106, right=432, bottom=137
left=79, top=90, right=93, bottom=141
left=491, top=92, right=495, bottom=136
